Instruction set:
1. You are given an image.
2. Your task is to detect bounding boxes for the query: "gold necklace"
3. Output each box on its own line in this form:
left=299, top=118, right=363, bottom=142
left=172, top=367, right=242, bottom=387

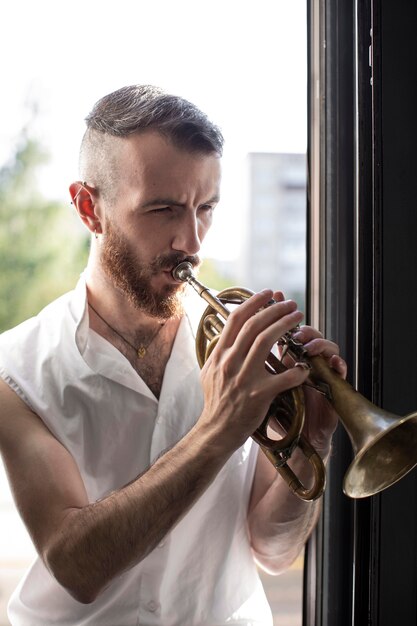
left=88, top=301, right=165, bottom=359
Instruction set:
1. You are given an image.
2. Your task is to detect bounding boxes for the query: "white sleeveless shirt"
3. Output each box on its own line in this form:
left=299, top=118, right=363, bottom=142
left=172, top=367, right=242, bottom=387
left=0, top=275, right=272, bottom=626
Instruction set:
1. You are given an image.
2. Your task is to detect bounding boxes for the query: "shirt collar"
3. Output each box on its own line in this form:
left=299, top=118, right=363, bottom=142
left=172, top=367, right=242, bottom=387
left=71, top=271, right=90, bottom=356
left=69, top=272, right=205, bottom=401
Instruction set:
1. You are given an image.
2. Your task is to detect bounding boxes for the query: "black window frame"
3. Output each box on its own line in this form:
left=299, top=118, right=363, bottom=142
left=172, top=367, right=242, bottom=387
left=304, top=1, right=417, bottom=624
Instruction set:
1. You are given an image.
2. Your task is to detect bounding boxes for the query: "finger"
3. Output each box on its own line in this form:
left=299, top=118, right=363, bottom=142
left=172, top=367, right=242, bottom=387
left=215, top=289, right=274, bottom=348
left=272, top=290, right=285, bottom=302
left=259, top=360, right=310, bottom=396
left=329, top=354, right=348, bottom=379
left=292, top=325, right=323, bottom=343
left=235, top=300, right=303, bottom=363
left=220, top=294, right=299, bottom=354
left=300, top=337, right=340, bottom=358
left=239, top=307, right=304, bottom=369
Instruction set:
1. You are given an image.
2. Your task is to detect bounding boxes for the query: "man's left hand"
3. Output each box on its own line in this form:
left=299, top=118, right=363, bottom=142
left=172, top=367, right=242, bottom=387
left=291, top=324, right=347, bottom=454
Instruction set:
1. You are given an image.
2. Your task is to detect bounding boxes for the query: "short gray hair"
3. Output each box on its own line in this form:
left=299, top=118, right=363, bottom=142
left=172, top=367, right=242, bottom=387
left=79, top=85, right=223, bottom=202
left=85, top=84, right=223, bottom=154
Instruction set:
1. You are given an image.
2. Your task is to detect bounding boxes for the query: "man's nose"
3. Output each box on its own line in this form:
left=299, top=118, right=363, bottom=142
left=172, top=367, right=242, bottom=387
left=171, top=213, right=202, bottom=256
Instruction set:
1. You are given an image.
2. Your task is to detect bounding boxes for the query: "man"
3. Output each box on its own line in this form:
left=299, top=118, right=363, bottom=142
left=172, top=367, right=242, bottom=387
left=0, top=85, right=346, bottom=625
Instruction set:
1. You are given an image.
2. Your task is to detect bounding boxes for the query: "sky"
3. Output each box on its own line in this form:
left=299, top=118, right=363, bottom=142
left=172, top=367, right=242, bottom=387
left=0, top=0, right=307, bottom=261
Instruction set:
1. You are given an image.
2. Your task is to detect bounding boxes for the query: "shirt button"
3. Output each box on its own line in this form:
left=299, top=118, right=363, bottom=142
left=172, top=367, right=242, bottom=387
left=147, top=600, right=160, bottom=612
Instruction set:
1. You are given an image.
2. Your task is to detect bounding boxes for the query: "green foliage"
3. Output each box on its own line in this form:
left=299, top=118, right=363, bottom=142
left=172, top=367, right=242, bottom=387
left=0, top=130, right=89, bottom=332
left=198, top=259, right=236, bottom=291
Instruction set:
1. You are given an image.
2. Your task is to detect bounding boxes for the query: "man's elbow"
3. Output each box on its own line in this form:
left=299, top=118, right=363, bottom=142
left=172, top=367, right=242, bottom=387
left=43, top=543, right=102, bottom=605
left=251, top=543, right=302, bottom=577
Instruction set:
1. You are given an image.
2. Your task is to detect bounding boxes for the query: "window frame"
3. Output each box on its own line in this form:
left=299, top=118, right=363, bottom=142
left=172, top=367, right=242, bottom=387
left=305, top=0, right=417, bottom=624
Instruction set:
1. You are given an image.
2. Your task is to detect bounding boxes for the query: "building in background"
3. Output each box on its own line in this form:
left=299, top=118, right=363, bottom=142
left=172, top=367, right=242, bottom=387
left=240, top=153, right=307, bottom=307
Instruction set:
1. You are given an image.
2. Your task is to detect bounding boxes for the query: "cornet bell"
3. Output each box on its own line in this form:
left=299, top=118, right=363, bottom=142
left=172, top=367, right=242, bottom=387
left=342, top=407, right=417, bottom=498
left=307, top=353, right=417, bottom=498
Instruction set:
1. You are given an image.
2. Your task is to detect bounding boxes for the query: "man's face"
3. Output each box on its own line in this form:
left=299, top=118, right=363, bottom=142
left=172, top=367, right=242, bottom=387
left=98, top=131, right=221, bottom=319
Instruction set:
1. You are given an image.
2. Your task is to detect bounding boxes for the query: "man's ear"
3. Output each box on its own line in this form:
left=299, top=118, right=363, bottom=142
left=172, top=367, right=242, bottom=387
left=69, top=182, right=102, bottom=235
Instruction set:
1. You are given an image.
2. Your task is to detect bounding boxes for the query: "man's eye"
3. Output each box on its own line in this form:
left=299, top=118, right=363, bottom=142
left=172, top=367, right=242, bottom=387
left=200, top=204, right=214, bottom=212
left=152, top=207, right=171, bottom=213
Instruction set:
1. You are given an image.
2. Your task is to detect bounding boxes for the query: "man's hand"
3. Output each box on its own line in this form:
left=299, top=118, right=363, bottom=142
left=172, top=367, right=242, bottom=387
left=292, top=324, right=347, bottom=454
left=199, top=289, right=311, bottom=449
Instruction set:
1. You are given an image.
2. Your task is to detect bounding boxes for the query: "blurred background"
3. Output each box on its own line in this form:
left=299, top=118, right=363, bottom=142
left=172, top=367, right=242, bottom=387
left=0, top=0, right=307, bottom=623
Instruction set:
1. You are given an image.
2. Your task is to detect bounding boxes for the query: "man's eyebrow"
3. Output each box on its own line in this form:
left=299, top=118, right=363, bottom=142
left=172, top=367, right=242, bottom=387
left=141, top=198, right=185, bottom=209
left=205, top=194, right=221, bottom=204
left=141, top=195, right=220, bottom=209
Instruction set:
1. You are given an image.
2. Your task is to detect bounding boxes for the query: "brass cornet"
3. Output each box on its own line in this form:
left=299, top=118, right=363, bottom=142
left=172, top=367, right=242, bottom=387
left=173, top=261, right=417, bottom=501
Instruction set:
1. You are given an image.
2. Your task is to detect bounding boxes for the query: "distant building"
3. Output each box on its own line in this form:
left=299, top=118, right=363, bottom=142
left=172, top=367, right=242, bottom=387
left=240, top=152, right=307, bottom=302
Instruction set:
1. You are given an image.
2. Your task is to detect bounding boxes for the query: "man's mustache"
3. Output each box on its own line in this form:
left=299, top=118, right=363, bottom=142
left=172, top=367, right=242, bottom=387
left=151, top=254, right=201, bottom=273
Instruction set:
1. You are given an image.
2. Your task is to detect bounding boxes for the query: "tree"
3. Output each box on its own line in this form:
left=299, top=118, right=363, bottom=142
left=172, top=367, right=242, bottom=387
left=0, top=128, right=89, bottom=332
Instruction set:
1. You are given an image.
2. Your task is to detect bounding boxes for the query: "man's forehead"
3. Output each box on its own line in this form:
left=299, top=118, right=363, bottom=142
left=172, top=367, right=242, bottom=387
left=122, top=129, right=220, bottom=157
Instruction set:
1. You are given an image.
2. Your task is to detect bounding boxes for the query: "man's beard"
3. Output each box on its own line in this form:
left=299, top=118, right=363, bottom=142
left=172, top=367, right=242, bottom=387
left=100, top=219, right=200, bottom=319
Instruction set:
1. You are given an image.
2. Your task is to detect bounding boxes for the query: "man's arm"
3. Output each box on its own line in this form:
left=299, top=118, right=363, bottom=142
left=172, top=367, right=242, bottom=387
left=0, top=290, right=310, bottom=604
left=0, top=379, right=238, bottom=604
left=247, top=324, right=347, bottom=574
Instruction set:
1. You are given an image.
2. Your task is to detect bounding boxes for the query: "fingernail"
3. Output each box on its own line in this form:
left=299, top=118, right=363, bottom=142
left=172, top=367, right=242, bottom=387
left=295, top=361, right=311, bottom=371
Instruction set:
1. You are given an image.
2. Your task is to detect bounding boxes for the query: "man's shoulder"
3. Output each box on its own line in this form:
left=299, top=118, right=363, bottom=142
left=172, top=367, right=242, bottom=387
left=0, top=285, right=84, bottom=416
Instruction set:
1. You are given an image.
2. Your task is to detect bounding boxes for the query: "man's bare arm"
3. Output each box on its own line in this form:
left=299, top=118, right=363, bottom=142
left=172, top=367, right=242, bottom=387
left=0, top=379, right=239, bottom=603
left=247, top=445, right=330, bottom=574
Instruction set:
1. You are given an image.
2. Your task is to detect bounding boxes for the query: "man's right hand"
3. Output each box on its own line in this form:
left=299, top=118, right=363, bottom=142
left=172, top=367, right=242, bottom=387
left=199, top=289, right=310, bottom=448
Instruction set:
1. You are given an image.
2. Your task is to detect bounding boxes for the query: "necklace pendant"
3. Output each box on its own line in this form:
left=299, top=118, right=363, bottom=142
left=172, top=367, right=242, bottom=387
left=137, top=346, right=146, bottom=359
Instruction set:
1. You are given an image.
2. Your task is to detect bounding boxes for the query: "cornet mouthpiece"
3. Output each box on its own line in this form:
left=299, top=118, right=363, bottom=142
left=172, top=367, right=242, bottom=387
left=172, top=261, right=194, bottom=283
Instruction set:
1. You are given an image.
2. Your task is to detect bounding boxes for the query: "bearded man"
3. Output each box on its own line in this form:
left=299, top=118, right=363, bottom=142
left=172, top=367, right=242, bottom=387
left=0, top=85, right=346, bottom=625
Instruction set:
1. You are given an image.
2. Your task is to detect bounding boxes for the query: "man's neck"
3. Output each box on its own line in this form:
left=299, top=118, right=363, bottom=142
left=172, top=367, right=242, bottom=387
left=84, top=265, right=182, bottom=398
left=85, top=263, right=175, bottom=335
